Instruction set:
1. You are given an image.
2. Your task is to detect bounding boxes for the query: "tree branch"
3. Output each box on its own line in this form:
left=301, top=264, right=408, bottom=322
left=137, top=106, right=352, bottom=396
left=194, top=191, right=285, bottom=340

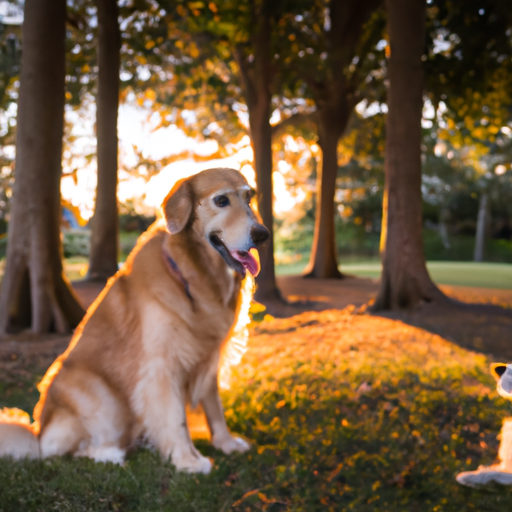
left=347, top=10, right=386, bottom=91
left=271, top=111, right=318, bottom=139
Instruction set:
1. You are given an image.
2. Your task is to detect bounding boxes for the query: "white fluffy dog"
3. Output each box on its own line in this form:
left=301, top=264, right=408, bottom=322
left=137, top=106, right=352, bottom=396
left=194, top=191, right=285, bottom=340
left=456, top=363, right=512, bottom=487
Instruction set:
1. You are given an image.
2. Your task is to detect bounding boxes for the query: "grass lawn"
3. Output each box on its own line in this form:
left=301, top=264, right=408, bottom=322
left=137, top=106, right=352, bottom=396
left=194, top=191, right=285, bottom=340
left=277, top=260, right=512, bottom=290
left=1, top=310, right=512, bottom=511
left=2, top=257, right=511, bottom=290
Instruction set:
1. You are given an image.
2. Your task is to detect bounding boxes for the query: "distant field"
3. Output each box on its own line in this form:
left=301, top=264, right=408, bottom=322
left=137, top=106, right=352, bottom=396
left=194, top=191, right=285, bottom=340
left=277, top=260, right=512, bottom=290
left=0, top=258, right=510, bottom=291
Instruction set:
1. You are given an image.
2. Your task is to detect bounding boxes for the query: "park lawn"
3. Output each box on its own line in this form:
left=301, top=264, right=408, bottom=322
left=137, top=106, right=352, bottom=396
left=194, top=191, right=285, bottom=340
left=277, top=260, right=512, bottom=290
left=424, top=262, right=512, bottom=289
left=3, top=258, right=511, bottom=290
left=1, top=309, right=512, bottom=511
left=64, top=256, right=89, bottom=281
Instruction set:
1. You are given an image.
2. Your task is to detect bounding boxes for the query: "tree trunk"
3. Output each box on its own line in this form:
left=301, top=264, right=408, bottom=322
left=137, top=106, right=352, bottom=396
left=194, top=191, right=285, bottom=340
left=0, top=0, right=85, bottom=334
left=303, top=107, right=350, bottom=279
left=236, top=3, right=283, bottom=306
left=87, top=0, right=120, bottom=280
left=302, top=0, right=379, bottom=279
left=249, top=104, right=282, bottom=303
left=473, top=193, right=489, bottom=262
left=439, top=206, right=451, bottom=249
left=372, top=0, right=446, bottom=311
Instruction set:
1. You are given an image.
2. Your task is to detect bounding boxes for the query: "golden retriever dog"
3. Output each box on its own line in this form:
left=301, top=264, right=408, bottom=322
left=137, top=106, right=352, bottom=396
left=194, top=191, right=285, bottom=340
left=0, top=168, right=269, bottom=474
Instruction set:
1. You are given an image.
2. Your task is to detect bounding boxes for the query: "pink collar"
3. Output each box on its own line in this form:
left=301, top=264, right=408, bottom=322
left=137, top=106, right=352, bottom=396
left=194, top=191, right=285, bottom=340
left=162, top=248, right=193, bottom=302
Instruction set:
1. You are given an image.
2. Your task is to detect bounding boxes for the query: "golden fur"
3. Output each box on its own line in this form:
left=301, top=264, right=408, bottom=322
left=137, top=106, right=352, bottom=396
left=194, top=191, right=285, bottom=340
left=0, top=168, right=268, bottom=473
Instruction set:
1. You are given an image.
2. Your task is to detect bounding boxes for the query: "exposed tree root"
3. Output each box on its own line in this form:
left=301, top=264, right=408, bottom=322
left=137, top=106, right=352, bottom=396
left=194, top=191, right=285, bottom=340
left=0, top=261, right=84, bottom=335
left=302, top=266, right=344, bottom=280
left=371, top=268, right=450, bottom=312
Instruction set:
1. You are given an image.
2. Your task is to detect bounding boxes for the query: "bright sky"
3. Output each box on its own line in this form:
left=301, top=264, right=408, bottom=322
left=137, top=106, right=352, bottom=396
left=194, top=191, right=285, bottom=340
left=60, top=103, right=299, bottom=221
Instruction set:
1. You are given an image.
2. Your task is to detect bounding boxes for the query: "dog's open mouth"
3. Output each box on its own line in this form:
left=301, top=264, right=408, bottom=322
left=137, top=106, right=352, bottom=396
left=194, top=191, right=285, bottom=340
left=209, top=233, right=260, bottom=277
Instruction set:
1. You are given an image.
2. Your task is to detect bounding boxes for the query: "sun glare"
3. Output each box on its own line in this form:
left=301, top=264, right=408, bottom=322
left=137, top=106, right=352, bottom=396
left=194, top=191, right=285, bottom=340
left=60, top=104, right=300, bottom=218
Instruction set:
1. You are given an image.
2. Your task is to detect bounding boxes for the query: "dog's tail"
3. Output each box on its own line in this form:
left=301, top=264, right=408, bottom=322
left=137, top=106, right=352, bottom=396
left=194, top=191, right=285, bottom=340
left=0, top=408, right=40, bottom=459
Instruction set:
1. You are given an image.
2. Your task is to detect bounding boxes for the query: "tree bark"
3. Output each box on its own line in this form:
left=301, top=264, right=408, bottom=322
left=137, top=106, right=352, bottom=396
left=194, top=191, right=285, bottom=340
left=439, top=206, right=451, bottom=249
left=0, top=0, right=85, bottom=334
left=303, top=107, right=350, bottom=279
left=250, top=104, right=282, bottom=303
left=373, top=0, right=446, bottom=310
left=473, top=193, right=489, bottom=262
left=236, top=2, right=283, bottom=305
left=303, top=0, right=379, bottom=279
left=87, top=0, right=120, bottom=280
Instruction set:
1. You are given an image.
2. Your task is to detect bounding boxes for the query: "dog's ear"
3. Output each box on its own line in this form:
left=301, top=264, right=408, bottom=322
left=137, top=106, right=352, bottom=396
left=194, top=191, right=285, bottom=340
left=491, top=363, right=508, bottom=381
left=162, top=179, right=194, bottom=234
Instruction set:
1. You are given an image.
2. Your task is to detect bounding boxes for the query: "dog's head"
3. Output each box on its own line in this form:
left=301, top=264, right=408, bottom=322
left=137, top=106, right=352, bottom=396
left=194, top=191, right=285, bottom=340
left=491, top=363, right=512, bottom=399
left=162, top=168, right=269, bottom=277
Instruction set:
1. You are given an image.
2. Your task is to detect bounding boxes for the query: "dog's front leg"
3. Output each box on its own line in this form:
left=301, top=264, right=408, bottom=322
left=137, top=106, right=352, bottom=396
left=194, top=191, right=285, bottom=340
left=167, top=385, right=213, bottom=474
left=201, top=377, right=250, bottom=455
left=138, top=374, right=212, bottom=474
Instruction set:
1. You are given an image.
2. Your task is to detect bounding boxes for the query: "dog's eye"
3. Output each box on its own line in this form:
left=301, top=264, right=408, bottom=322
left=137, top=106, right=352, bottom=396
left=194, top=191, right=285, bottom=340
left=214, top=195, right=230, bottom=208
left=247, top=189, right=255, bottom=204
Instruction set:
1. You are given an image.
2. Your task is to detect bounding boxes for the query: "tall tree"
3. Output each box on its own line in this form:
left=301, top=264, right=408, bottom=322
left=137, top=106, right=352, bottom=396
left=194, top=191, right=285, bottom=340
left=147, top=0, right=289, bottom=307
left=282, top=0, right=383, bottom=279
left=0, top=0, right=85, bottom=334
left=373, top=0, right=446, bottom=310
left=87, top=0, right=121, bottom=280
left=473, top=192, right=489, bottom=262
left=234, top=0, right=283, bottom=305
left=153, top=0, right=381, bottom=296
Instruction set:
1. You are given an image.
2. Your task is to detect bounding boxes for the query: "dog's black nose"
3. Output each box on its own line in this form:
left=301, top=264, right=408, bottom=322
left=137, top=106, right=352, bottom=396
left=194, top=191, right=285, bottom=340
left=251, top=224, right=270, bottom=246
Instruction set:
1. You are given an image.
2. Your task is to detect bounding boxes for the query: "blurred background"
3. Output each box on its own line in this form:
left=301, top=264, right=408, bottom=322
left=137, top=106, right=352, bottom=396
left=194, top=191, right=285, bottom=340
left=0, top=0, right=511, bottom=290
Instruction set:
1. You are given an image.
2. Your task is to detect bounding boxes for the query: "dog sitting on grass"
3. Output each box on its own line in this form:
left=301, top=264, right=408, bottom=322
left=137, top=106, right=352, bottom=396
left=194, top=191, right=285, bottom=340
left=0, top=168, right=268, bottom=474
left=456, top=363, right=512, bottom=486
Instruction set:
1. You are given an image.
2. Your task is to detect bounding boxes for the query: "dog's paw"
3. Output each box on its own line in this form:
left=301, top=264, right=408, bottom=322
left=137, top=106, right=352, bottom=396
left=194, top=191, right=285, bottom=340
left=75, top=445, right=126, bottom=465
left=213, top=435, right=250, bottom=455
left=172, top=450, right=212, bottom=474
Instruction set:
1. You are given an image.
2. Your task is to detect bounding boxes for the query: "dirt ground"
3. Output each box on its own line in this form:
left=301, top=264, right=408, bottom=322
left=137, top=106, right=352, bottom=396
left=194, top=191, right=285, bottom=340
left=1, top=275, right=511, bottom=380
left=279, top=275, right=512, bottom=359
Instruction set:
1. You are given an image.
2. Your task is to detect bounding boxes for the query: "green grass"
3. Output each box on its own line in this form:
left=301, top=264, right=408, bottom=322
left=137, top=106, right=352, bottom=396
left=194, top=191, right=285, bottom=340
left=342, top=261, right=512, bottom=289
left=426, top=262, right=512, bottom=289
left=277, top=260, right=512, bottom=289
left=62, top=258, right=512, bottom=289
left=2, top=258, right=511, bottom=291
left=1, top=311, right=512, bottom=511
left=276, top=260, right=309, bottom=276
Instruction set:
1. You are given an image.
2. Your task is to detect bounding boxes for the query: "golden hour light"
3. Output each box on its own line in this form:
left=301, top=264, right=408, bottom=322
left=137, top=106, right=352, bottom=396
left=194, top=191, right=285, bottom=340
left=60, top=109, right=304, bottom=222
left=2, top=0, right=512, bottom=509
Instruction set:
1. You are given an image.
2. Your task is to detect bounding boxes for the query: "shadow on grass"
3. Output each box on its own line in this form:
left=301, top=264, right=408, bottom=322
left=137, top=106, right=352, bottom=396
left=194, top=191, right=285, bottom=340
left=374, top=298, right=512, bottom=362
left=2, top=310, right=512, bottom=511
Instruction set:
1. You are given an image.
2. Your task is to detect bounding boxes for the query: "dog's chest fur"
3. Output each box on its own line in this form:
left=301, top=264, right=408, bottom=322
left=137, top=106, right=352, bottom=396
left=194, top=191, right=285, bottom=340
left=127, top=228, right=242, bottom=421
left=54, top=225, right=241, bottom=416
left=136, top=227, right=240, bottom=358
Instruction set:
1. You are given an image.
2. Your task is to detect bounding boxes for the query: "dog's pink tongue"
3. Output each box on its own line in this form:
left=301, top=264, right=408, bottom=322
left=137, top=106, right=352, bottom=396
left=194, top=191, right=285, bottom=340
left=231, top=249, right=260, bottom=276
